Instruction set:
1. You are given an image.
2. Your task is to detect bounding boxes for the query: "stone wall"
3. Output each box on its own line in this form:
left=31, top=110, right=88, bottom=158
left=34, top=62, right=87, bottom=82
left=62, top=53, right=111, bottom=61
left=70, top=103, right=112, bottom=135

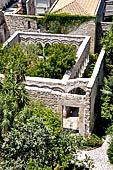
left=0, top=11, right=6, bottom=43
left=26, top=0, right=35, bottom=15
left=100, top=22, right=113, bottom=32
left=19, top=32, right=84, bottom=49
left=96, top=22, right=113, bottom=52
left=4, top=13, right=96, bottom=53
left=87, top=49, right=105, bottom=133
left=4, top=13, right=39, bottom=39
left=69, top=20, right=96, bottom=53
left=0, top=24, right=6, bottom=43
left=0, top=0, right=11, bottom=8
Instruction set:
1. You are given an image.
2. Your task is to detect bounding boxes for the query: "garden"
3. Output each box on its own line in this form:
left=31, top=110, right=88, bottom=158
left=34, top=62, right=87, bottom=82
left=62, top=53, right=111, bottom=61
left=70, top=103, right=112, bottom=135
left=0, top=42, right=77, bottom=79
left=0, top=28, right=113, bottom=169
left=0, top=44, right=95, bottom=170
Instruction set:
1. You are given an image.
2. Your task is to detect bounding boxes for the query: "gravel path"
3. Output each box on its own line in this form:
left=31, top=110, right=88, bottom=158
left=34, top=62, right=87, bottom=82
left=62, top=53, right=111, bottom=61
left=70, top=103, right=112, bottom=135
left=80, top=136, right=113, bottom=170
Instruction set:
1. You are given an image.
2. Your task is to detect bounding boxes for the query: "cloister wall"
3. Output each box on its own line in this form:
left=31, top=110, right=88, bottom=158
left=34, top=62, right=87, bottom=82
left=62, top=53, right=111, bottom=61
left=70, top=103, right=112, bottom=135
left=2, top=32, right=105, bottom=136
left=3, top=13, right=96, bottom=53
left=86, top=49, right=105, bottom=133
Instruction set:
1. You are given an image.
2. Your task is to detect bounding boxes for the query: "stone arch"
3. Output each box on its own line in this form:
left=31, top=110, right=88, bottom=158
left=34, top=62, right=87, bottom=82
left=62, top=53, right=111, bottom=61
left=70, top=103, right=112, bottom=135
left=44, top=43, right=51, bottom=56
left=36, top=42, right=43, bottom=56
left=69, top=87, right=86, bottom=95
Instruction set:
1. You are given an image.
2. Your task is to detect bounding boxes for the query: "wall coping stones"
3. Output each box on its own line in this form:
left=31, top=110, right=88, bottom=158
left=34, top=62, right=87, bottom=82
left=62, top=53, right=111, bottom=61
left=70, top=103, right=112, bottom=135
left=88, top=49, right=105, bottom=88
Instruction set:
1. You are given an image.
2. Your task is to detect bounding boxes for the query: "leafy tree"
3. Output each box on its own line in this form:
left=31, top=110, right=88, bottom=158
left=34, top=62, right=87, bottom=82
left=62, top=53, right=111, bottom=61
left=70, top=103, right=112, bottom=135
left=88, top=53, right=98, bottom=78
left=106, top=125, right=113, bottom=164
left=27, top=43, right=76, bottom=79
left=20, top=42, right=43, bottom=58
left=101, top=77, right=113, bottom=121
left=0, top=44, right=94, bottom=170
left=0, top=117, right=94, bottom=170
left=0, top=44, right=29, bottom=137
left=101, top=28, right=113, bottom=75
left=30, top=101, right=62, bottom=135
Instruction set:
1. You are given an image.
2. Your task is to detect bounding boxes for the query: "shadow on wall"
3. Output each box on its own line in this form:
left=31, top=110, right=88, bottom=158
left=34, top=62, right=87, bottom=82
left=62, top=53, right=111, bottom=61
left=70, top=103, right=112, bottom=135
left=95, top=22, right=103, bottom=53
left=4, top=22, right=10, bottom=41
left=0, top=11, right=10, bottom=43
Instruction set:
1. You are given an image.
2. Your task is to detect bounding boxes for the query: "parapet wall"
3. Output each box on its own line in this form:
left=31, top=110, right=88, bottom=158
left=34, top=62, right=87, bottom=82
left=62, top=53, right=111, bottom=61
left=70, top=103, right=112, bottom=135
left=4, top=14, right=39, bottom=39
left=86, top=49, right=105, bottom=133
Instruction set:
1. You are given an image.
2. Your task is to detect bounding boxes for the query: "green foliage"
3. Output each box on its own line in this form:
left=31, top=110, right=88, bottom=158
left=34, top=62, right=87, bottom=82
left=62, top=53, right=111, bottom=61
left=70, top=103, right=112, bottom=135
left=31, top=102, right=62, bottom=135
left=101, top=77, right=113, bottom=121
left=101, top=28, right=113, bottom=75
left=0, top=43, right=76, bottom=79
left=26, top=43, right=76, bottom=79
left=20, top=42, right=43, bottom=58
left=26, top=13, right=95, bottom=34
left=0, top=44, right=29, bottom=82
left=106, top=125, right=113, bottom=164
left=88, top=53, right=98, bottom=78
left=43, top=13, right=95, bottom=34
left=101, top=28, right=113, bottom=57
left=101, top=29, right=113, bottom=164
left=76, top=134, right=103, bottom=150
left=0, top=44, right=29, bottom=136
left=107, top=139, right=113, bottom=164
left=0, top=117, right=83, bottom=170
left=0, top=44, right=94, bottom=170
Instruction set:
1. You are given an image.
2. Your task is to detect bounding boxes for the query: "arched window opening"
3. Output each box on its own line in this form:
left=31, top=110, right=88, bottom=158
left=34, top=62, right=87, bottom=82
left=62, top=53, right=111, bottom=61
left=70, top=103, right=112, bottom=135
left=69, top=87, right=86, bottom=95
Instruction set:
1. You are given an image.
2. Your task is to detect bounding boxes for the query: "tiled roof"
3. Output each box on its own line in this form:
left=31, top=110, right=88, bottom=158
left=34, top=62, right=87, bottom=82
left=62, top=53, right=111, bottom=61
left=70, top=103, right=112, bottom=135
left=51, top=0, right=101, bottom=16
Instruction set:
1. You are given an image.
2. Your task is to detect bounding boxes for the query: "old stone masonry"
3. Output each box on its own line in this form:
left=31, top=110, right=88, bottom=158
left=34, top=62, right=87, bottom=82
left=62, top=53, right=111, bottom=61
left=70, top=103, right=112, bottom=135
left=0, top=0, right=108, bottom=136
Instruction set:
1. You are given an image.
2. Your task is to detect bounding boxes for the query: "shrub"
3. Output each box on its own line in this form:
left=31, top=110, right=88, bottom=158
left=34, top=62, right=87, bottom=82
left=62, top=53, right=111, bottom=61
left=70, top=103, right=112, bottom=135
left=43, top=13, right=95, bottom=34
left=77, top=134, right=103, bottom=150
left=88, top=53, right=98, bottom=78
left=0, top=44, right=29, bottom=137
left=0, top=43, right=76, bottom=79
left=106, top=125, right=113, bottom=164
left=101, top=77, right=113, bottom=122
left=0, top=117, right=80, bottom=170
left=101, top=28, right=113, bottom=75
left=107, top=139, right=113, bottom=164
left=27, top=43, right=76, bottom=79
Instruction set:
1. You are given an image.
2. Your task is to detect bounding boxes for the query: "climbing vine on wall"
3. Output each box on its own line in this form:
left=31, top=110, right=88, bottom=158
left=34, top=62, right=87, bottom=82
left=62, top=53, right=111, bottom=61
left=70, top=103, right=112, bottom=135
left=26, top=13, right=95, bottom=34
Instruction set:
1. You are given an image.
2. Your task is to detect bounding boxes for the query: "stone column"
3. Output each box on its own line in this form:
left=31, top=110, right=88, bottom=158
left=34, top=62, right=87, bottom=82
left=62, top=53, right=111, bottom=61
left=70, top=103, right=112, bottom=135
left=0, top=26, right=5, bottom=43
left=62, top=105, right=67, bottom=118
left=79, top=107, right=85, bottom=136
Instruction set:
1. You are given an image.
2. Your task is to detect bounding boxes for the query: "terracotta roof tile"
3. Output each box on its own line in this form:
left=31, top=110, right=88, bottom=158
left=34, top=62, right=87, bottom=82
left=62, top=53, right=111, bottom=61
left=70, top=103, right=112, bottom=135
left=51, top=0, right=100, bottom=16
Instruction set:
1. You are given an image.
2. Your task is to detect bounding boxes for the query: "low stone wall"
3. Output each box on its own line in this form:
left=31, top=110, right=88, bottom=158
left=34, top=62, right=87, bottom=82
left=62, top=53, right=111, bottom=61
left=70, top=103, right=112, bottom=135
left=4, top=14, right=39, bottom=38
left=26, top=0, right=35, bottom=15
left=87, top=49, right=105, bottom=133
left=69, top=20, right=96, bottom=53
left=101, top=22, right=113, bottom=32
